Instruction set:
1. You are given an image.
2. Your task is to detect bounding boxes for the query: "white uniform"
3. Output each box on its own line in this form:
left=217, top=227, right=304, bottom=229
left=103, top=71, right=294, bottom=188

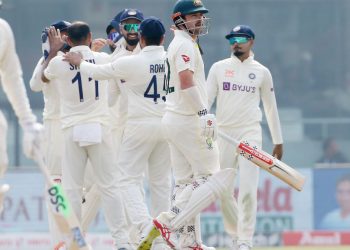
left=207, top=54, right=283, bottom=247
left=44, top=45, right=130, bottom=247
left=30, top=56, right=66, bottom=247
left=161, top=30, right=220, bottom=248
left=80, top=45, right=172, bottom=246
left=0, top=18, right=36, bottom=176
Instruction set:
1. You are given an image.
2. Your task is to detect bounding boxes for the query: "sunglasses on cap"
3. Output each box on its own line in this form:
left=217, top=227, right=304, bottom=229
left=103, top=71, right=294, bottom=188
left=108, top=32, right=121, bottom=42
left=229, top=36, right=251, bottom=45
left=123, top=23, right=139, bottom=32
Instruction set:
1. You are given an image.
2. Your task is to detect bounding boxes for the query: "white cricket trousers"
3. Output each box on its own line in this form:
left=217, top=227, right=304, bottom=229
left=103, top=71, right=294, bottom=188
left=118, top=119, right=171, bottom=242
left=0, top=110, right=8, bottom=178
left=42, top=119, right=69, bottom=248
left=218, top=123, right=262, bottom=247
left=161, top=111, right=220, bottom=245
left=62, top=125, right=129, bottom=244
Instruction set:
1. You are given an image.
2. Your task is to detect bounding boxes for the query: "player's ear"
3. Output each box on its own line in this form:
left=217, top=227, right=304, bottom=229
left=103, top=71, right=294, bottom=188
left=66, top=36, right=74, bottom=48
left=160, top=35, right=165, bottom=46
left=87, top=32, right=92, bottom=44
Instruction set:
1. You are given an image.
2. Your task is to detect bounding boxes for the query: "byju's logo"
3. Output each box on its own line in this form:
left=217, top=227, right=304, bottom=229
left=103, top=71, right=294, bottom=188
left=223, top=82, right=230, bottom=90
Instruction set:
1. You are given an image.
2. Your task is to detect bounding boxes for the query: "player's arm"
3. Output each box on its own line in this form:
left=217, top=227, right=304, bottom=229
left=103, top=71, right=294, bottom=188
left=41, top=27, right=65, bottom=83
left=0, top=20, right=36, bottom=127
left=261, top=68, right=283, bottom=159
left=29, top=57, right=45, bottom=92
left=63, top=52, right=124, bottom=81
left=207, top=63, right=219, bottom=111
left=175, top=44, right=207, bottom=115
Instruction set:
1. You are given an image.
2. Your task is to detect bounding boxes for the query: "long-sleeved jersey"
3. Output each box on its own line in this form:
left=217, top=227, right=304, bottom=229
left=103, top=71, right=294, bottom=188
left=0, top=18, right=35, bottom=126
left=207, top=54, right=283, bottom=144
left=44, top=45, right=110, bottom=128
left=79, top=45, right=166, bottom=122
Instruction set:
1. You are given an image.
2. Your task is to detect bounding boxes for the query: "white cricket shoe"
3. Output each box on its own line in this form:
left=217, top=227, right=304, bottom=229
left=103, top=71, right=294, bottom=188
left=114, top=243, right=135, bottom=250
left=153, top=218, right=178, bottom=249
left=238, top=243, right=251, bottom=250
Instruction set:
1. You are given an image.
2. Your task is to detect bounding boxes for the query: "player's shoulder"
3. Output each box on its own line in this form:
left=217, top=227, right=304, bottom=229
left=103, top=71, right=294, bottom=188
left=210, top=57, right=231, bottom=70
left=0, top=18, right=13, bottom=36
left=92, top=51, right=110, bottom=63
left=251, top=59, right=271, bottom=73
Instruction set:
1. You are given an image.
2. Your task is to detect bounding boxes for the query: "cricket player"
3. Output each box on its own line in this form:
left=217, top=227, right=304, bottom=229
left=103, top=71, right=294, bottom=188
left=138, top=1, right=235, bottom=250
left=64, top=17, right=172, bottom=250
left=30, top=20, right=73, bottom=250
left=41, top=21, right=132, bottom=250
left=0, top=16, right=42, bottom=213
left=207, top=25, right=283, bottom=250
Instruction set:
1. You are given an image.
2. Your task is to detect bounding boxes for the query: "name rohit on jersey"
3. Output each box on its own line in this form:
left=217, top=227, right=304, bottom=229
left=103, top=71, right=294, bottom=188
left=69, top=59, right=96, bottom=70
left=150, top=64, right=165, bottom=73
left=222, top=81, right=256, bottom=93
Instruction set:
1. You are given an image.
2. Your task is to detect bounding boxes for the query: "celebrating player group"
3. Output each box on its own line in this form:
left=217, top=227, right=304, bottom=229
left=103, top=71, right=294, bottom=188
left=0, top=0, right=291, bottom=250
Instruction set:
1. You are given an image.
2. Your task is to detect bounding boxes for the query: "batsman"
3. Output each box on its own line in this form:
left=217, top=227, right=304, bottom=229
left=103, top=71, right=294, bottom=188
left=207, top=25, right=284, bottom=250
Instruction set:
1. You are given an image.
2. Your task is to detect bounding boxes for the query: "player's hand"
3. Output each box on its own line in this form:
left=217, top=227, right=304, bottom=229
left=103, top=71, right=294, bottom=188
left=22, top=122, right=43, bottom=160
left=47, top=26, right=65, bottom=54
left=91, top=38, right=107, bottom=52
left=200, top=114, right=217, bottom=141
left=273, top=144, right=283, bottom=160
left=63, top=52, right=83, bottom=66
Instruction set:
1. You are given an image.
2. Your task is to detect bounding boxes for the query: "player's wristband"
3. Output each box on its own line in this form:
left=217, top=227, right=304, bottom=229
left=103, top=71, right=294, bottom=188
left=181, top=85, right=207, bottom=116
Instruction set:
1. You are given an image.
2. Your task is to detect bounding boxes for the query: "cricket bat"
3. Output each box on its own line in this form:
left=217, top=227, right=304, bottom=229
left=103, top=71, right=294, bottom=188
left=218, top=131, right=305, bottom=191
left=33, top=149, right=90, bottom=250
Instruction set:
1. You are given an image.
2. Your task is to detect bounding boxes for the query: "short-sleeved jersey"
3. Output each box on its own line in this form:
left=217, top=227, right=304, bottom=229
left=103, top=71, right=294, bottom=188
left=44, top=45, right=110, bottom=128
left=30, top=56, right=60, bottom=120
left=207, top=54, right=283, bottom=144
left=165, top=30, right=208, bottom=115
left=0, top=18, right=36, bottom=125
left=79, top=46, right=166, bottom=122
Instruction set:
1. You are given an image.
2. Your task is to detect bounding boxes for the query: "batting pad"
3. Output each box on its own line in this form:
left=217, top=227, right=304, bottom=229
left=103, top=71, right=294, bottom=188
left=171, top=168, right=235, bottom=230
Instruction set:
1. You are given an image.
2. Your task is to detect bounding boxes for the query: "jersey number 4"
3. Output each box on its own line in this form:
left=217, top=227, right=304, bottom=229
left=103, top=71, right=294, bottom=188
left=72, top=72, right=99, bottom=102
left=144, top=75, right=162, bottom=103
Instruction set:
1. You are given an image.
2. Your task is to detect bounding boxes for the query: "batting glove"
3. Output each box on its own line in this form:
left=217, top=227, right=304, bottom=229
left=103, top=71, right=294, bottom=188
left=200, top=114, right=217, bottom=141
left=22, top=122, right=44, bottom=160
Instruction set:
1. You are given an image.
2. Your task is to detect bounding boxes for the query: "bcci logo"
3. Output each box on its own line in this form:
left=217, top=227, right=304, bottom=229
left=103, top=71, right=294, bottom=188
left=193, top=0, right=203, bottom=6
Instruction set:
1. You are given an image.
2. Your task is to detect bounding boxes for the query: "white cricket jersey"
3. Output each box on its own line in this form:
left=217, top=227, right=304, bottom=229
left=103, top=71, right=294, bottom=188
left=80, top=46, right=166, bottom=122
left=0, top=18, right=36, bottom=126
left=109, top=39, right=141, bottom=128
left=166, top=30, right=208, bottom=115
left=44, top=45, right=110, bottom=129
left=207, top=54, right=283, bottom=144
left=30, top=56, right=60, bottom=120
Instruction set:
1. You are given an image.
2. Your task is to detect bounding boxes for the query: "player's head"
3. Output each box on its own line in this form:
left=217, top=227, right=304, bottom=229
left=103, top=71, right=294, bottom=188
left=41, top=20, right=71, bottom=59
left=336, top=174, right=350, bottom=213
left=66, top=21, right=91, bottom=47
left=172, top=0, right=210, bottom=36
left=225, top=25, right=255, bottom=58
left=106, top=9, right=125, bottom=52
left=119, top=8, right=144, bottom=46
left=139, top=17, right=165, bottom=48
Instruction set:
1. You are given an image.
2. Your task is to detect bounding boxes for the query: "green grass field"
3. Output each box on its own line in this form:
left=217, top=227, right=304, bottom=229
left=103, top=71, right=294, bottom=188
left=217, top=247, right=350, bottom=250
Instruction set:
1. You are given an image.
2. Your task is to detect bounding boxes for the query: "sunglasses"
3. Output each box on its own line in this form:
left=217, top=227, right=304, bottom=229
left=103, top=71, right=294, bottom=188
left=123, top=23, right=139, bottom=32
left=229, top=36, right=250, bottom=45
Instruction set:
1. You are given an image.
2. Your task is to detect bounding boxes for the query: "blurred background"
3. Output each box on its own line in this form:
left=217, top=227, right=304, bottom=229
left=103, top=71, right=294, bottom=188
left=0, top=0, right=349, bottom=249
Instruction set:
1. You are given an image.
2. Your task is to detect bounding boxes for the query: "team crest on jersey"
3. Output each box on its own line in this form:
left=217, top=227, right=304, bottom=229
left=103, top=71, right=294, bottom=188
left=181, top=55, right=190, bottom=63
left=225, top=69, right=234, bottom=77
left=248, top=73, right=256, bottom=79
left=193, top=0, right=203, bottom=7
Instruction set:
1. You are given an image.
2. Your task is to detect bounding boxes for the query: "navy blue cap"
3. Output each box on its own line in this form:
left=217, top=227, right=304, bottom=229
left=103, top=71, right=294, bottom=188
left=119, top=9, right=144, bottom=23
left=106, top=9, right=126, bottom=34
left=51, top=20, right=71, bottom=32
left=139, top=17, right=165, bottom=38
left=225, top=25, right=255, bottom=40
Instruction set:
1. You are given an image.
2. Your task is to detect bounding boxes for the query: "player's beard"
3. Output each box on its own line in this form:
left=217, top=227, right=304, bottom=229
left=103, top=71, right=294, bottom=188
left=233, top=50, right=244, bottom=57
left=125, top=37, right=139, bottom=46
